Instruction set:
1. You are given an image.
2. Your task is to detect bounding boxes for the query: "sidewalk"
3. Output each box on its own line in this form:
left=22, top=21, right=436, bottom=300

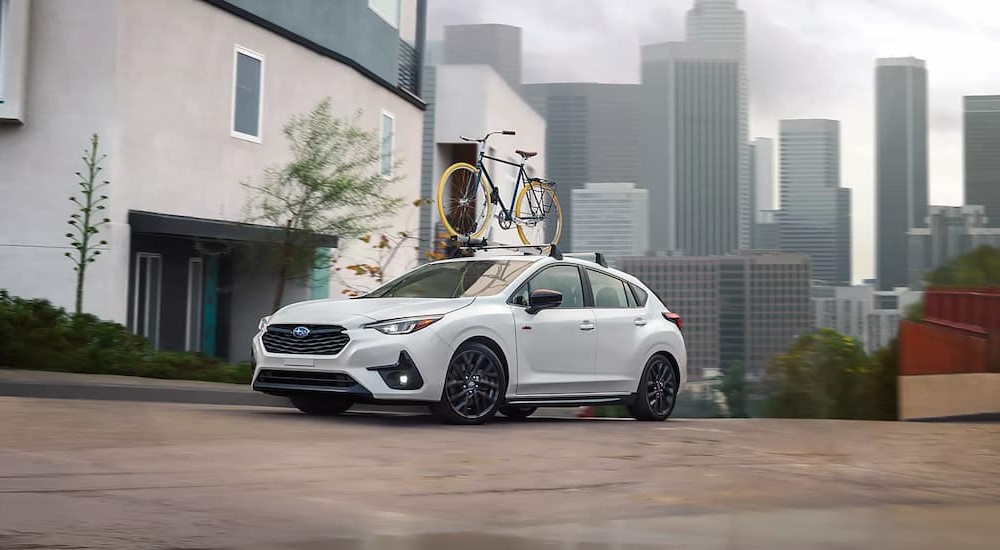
left=0, top=368, right=287, bottom=407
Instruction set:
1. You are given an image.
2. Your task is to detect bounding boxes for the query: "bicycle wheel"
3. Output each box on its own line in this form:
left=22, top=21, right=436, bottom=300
left=436, top=162, right=493, bottom=239
left=514, top=180, right=562, bottom=246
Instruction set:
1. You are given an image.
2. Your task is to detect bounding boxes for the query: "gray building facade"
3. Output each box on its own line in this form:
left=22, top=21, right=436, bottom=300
left=641, top=41, right=741, bottom=255
left=907, top=205, right=1000, bottom=287
left=751, top=137, right=777, bottom=249
left=523, top=83, right=640, bottom=250
left=876, top=57, right=928, bottom=290
left=965, top=95, right=1000, bottom=226
left=442, top=24, right=521, bottom=90
left=778, top=119, right=851, bottom=285
left=620, top=251, right=811, bottom=380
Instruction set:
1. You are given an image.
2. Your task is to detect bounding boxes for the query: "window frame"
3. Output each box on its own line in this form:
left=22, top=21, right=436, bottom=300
left=508, top=264, right=591, bottom=310
left=230, top=45, right=265, bottom=143
left=380, top=110, right=395, bottom=178
left=0, top=0, right=6, bottom=101
left=132, top=252, right=163, bottom=349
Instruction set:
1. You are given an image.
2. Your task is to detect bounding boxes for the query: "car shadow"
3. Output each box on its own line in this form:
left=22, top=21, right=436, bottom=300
left=207, top=406, right=624, bottom=427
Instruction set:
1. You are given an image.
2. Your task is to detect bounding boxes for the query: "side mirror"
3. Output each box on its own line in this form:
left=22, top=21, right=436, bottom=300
left=526, top=289, right=562, bottom=314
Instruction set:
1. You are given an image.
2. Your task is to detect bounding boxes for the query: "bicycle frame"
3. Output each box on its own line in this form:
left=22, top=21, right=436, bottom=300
left=473, top=148, right=530, bottom=223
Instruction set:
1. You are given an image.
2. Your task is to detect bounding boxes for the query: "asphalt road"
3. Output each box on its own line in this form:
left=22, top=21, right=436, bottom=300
left=1, top=397, right=999, bottom=549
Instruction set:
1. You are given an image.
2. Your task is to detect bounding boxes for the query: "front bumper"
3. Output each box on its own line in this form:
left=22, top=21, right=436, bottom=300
left=250, top=325, right=454, bottom=402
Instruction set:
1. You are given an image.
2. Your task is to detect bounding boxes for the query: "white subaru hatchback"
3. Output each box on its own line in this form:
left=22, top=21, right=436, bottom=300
left=251, top=252, right=686, bottom=424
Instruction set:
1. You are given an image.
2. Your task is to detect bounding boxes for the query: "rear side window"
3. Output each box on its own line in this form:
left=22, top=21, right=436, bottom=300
left=587, top=269, right=631, bottom=308
left=629, top=283, right=649, bottom=306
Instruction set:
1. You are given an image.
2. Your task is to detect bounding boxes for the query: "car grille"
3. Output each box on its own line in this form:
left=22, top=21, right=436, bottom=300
left=262, top=324, right=349, bottom=355
left=255, top=369, right=357, bottom=388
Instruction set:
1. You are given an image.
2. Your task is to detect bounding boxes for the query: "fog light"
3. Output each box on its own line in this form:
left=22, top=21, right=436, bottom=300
left=367, top=351, right=424, bottom=390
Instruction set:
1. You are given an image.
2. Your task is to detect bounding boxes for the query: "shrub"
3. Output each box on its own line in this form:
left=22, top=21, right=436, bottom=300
left=0, top=290, right=248, bottom=383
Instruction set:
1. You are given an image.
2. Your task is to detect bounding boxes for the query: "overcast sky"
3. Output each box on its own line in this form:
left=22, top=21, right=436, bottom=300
left=428, top=0, right=1000, bottom=282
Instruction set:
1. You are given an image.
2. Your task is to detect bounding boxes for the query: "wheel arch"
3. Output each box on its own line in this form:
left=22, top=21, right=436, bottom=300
left=459, top=335, right=511, bottom=384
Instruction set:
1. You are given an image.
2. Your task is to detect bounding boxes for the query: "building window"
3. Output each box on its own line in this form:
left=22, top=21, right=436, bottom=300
left=133, top=253, right=162, bottom=349
left=231, top=46, right=264, bottom=142
left=185, top=258, right=204, bottom=352
left=369, top=0, right=400, bottom=28
left=380, top=111, right=395, bottom=177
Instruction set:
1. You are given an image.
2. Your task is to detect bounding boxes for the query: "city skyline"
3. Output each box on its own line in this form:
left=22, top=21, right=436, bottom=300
left=427, top=0, right=1000, bottom=282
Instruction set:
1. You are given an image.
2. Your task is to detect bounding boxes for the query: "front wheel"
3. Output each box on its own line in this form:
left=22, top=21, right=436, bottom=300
left=436, top=162, right=493, bottom=239
left=628, top=355, right=678, bottom=421
left=514, top=181, right=562, bottom=246
left=431, top=342, right=507, bottom=425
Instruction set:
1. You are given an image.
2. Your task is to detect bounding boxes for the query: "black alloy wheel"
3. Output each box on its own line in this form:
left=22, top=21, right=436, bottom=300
left=628, top=354, right=678, bottom=421
left=432, top=342, right=506, bottom=425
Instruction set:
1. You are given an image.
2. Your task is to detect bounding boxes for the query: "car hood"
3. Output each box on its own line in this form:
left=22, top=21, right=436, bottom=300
left=268, top=297, right=476, bottom=328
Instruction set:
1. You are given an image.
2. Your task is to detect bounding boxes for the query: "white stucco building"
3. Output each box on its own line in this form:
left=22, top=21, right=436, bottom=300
left=0, top=0, right=427, bottom=361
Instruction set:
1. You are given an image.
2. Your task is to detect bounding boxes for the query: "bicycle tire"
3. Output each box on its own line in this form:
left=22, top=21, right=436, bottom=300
left=514, top=180, right=562, bottom=246
left=436, top=162, right=493, bottom=239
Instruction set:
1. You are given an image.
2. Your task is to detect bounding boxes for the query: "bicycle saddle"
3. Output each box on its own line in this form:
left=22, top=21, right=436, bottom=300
left=516, top=150, right=538, bottom=159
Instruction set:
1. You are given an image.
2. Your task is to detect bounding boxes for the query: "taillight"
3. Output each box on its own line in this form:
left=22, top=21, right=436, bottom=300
left=663, top=312, right=682, bottom=330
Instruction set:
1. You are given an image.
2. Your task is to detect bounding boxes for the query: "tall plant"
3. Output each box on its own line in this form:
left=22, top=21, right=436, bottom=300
left=243, top=99, right=403, bottom=312
left=65, top=133, right=110, bottom=315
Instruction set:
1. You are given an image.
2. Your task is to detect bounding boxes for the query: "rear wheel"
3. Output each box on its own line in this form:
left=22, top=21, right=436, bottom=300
left=499, top=405, right=537, bottom=419
left=514, top=180, right=562, bottom=245
left=628, top=354, right=678, bottom=421
left=290, top=395, right=353, bottom=416
left=431, top=342, right=506, bottom=425
left=436, top=162, right=493, bottom=239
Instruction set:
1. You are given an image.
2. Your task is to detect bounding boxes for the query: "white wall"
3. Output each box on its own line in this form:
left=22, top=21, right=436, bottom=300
left=0, top=0, right=424, bottom=319
left=432, top=64, right=546, bottom=246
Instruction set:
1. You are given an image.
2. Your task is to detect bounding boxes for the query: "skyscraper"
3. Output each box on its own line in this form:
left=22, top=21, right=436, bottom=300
left=442, top=24, right=522, bottom=89
left=523, top=83, right=640, bottom=249
left=641, top=41, right=741, bottom=255
left=965, top=95, right=1000, bottom=226
left=687, top=0, right=750, bottom=250
left=751, top=137, right=779, bottom=249
left=571, top=182, right=648, bottom=265
left=778, top=119, right=851, bottom=285
left=876, top=57, right=928, bottom=290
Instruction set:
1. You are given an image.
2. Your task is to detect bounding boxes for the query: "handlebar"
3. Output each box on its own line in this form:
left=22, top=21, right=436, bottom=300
left=460, top=130, right=516, bottom=143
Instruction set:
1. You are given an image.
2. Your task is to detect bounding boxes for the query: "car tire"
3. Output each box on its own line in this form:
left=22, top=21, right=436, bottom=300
left=628, top=354, right=678, bottom=421
left=499, top=406, right=537, bottom=419
left=431, top=342, right=507, bottom=425
left=290, top=395, right=354, bottom=416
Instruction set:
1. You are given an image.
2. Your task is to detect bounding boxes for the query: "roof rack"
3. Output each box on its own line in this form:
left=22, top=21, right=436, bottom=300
left=450, top=235, right=563, bottom=260
left=564, top=252, right=608, bottom=267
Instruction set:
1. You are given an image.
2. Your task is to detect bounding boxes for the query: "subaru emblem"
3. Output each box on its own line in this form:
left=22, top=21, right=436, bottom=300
left=291, top=326, right=310, bottom=339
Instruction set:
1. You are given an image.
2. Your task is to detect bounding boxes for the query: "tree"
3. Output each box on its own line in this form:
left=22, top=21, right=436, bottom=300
left=333, top=198, right=449, bottom=296
left=718, top=361, right=748, bottom=418
left=65, top=134, right=110, bottom=315
left=925, top=245, right=1000, bottom=287
left=762, top=328, right=872, bottom=419
left=243, top=99, right=403, bottom=312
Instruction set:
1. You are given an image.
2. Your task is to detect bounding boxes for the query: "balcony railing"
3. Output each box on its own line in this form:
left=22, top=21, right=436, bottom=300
left=398, top=39, right=419, bottom=97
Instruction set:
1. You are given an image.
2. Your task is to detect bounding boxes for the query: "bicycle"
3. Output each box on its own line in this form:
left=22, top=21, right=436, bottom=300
left=436, top=130, right=563, bottom=246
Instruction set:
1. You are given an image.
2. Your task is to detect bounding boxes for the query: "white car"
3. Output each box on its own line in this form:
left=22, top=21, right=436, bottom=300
left=251, top=252, right=686, bottom=424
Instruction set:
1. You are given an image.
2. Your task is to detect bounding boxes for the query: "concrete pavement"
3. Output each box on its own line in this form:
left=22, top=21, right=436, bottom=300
left=1, top=396, right=999, bottom=549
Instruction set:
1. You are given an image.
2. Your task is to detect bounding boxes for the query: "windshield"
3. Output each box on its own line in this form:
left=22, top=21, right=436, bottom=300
left=364, top=260, right=532, bottom=299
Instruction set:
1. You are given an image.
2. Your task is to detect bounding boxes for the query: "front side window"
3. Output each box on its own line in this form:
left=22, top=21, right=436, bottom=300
left=365, top=260, right=531, bottom=299
left=588, top=269, right=630, bottom=308
left=380, top=111, right=394, bottom=177
left=513, top=265, right=585, bottom=309
left=232, top=46, right=264, bottom=141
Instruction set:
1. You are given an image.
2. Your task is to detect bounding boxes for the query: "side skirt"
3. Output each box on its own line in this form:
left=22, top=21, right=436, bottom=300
left=503, top=393, right=637, bottom=408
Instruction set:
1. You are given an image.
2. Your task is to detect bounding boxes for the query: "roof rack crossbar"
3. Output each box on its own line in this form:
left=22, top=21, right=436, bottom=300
left=448, top=236, right=563, bottom=260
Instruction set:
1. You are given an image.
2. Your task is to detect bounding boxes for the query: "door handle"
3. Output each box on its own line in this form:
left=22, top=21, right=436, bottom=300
left=579, top=321, right=595, bottom=331
left=634, top=318, right=648, bottom=326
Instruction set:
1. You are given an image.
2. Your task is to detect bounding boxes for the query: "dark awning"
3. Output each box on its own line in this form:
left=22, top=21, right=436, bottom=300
left=128, top=210, right=338, bottom=248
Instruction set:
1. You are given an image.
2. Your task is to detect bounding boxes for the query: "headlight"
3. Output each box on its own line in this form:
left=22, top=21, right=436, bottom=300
left=258, top=316, right=271, bottom=331
left=364, top=315, right=442, bottom=335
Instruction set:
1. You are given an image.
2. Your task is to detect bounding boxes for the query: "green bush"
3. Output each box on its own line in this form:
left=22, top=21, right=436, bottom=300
left=0, top=290, right=249, bottom=384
